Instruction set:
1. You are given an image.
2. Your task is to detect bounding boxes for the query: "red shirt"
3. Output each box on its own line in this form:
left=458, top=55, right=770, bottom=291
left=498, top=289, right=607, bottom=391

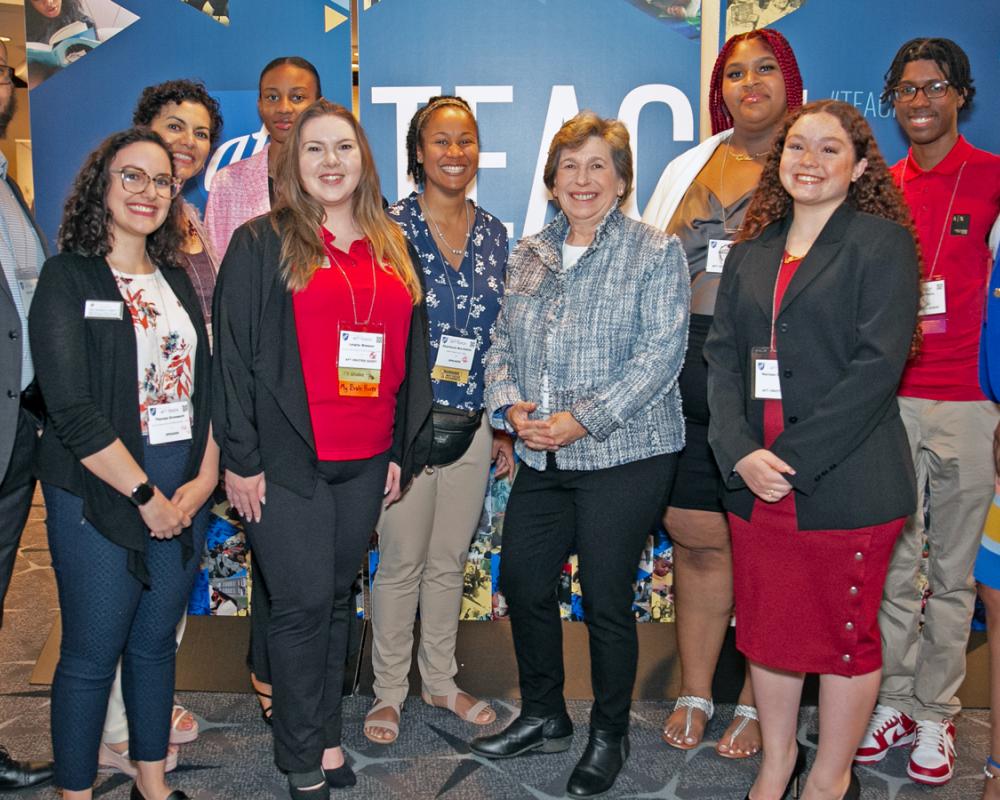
left=292, top=229, right=413, bottom=460
left=894, top=136, right=1000, bottom=400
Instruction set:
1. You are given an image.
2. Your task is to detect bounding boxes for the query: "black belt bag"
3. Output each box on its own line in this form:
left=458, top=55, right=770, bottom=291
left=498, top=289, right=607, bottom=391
left=427, top=404, right=483, bottom=467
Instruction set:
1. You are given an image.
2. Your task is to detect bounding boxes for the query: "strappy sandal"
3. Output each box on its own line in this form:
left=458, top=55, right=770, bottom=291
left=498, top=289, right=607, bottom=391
left=169, top=704, right=199, bottom=745
left=363, top=698, right=402, bottom=744
left=254, top=687, right=273, bottom=727
left=421, top=688, right=497, bottom=726
left=716, top=704, right=760, bottom=759
left=662, top=695, right=714, bottom=750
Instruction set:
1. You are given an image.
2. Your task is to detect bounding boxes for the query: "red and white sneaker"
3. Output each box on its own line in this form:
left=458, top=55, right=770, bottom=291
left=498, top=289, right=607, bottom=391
left=907, top=718, right=956, bottom=786
left=854, top=704, right=916, bottom=764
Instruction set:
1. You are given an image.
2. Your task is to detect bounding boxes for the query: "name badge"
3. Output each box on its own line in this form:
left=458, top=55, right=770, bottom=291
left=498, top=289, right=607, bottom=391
left=706, top=239, right=734, bottom=274
left=920, top=279, right=946, bottom=316
left=432, top=334, right=477, bottom=383
left=338, top=323, right=384, bottom=397
left=84, top=300, right=124, bottom=320
left=16, top=278, right=37, bottom=311
left=751, top=346, right=782, bottom=400
left=147, top=401, right=192, bottom=445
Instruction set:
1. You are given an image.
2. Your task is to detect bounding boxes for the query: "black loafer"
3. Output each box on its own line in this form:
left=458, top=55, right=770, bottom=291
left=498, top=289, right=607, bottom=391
left=469, top=712, right=573, bottom=759
left=566, top=729, right=629, bottom=798
left=324, top=761, right=357, bottom=789
left=130, top=785, right=190, bottom=800
left=0, top=745, right=53, bottom=790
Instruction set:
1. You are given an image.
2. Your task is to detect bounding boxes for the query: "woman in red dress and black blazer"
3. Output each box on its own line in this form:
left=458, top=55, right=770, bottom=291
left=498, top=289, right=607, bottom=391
left=705, top=100, right=920, bottom=800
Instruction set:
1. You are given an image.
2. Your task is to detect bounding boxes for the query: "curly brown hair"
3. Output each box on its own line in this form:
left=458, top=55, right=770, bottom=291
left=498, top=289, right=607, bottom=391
left=58, top=128, right=184, bottom=267
left=740, top=99, right=922, bottom=356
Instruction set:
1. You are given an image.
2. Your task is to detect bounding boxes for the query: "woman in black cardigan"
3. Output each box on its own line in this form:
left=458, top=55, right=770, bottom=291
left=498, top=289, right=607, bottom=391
left=30, top=128, right=217, bottom=800
left=212, top=100, right=432, bottom=799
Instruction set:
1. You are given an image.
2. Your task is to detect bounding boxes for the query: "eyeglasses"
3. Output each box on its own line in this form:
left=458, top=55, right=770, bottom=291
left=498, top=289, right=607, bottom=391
left=110, top=167, right=181, bottom=199
left=892, top=80, right=952, bottom=103
left=0, top=66, right=14, bottom=86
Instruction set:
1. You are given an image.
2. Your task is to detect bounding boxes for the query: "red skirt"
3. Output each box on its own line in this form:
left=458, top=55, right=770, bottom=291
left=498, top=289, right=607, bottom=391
left=728, top=398, right=904, bottom=676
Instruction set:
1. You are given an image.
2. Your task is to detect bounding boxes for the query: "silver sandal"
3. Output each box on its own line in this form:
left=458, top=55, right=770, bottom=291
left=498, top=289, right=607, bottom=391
left=663, top=695, right=714, bottom=750
left=717, top=704, right=760, bottom=759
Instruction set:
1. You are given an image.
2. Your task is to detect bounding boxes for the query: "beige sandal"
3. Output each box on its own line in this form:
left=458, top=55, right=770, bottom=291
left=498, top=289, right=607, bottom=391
left=421, top=689, right=496, bottom=726
left=716, top=704, right=760, bottom=759
left=363, top=698, right=402, bottom=745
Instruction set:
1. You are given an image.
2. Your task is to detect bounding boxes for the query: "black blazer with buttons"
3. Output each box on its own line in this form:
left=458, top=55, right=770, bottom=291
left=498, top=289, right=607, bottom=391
left=211, top=216, right=432, bottom=497
left=705, top=203, right=919, bottom=530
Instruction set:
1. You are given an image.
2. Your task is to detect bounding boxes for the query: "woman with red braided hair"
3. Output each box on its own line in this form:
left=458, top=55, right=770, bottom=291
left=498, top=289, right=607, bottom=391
left=642, top=28, right=802, bottom=759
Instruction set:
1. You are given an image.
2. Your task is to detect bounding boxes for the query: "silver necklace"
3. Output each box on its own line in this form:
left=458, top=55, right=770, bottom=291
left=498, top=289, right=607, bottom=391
left=423, top=197, right=471, bottom=258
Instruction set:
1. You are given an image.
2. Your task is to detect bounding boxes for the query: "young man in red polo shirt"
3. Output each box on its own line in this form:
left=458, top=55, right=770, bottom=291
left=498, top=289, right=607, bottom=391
left=855, top=38, right=1000, bottom=787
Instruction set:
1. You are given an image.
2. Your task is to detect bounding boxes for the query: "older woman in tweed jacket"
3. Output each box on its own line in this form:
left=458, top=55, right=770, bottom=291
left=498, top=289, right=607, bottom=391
left=471, top=112, right=689, bottom=799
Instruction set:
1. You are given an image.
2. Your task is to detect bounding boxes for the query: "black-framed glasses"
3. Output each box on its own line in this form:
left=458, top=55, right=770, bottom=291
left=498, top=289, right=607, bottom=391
left=892, top=80, right=952, bottom=103
left=0, top=66, right=13, bottom=86
left=111, top=167, right=181, bottom=199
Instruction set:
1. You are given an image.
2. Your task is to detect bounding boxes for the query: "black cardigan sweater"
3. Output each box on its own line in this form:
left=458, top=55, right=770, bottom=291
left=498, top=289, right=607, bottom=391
left=211, top=216, right=432, bottom=495
left=29, top=252, right=211, bottom=584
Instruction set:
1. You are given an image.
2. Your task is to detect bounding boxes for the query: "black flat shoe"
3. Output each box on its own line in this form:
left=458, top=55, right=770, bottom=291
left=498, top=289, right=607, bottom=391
left=324, top=761, right=356, bottom=789
left=129, top=785, right=190, bottom=800
left=566, top=729, right=629, bottom=798
left=743, top=742, right=806, bottom=800
left=469, top=712, right=573, bottom=759
left=0, top=745, right=53, bottom=790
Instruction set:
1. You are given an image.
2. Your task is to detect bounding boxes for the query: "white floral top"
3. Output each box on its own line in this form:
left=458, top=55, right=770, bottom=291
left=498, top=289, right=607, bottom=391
left=112, top=268, right=198, bottom=436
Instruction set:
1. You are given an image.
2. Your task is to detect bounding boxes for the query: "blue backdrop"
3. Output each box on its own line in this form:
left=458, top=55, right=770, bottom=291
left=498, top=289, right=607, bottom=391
left=358, top=0, right=702, bottom=242
left=28, top=0, right=352, bottom=247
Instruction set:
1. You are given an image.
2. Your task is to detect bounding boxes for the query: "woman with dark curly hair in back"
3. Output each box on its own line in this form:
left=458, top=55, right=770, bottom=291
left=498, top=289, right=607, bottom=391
left=705, top=100, right=920, bottom=800
left=30, top=128, right=218, bottom=800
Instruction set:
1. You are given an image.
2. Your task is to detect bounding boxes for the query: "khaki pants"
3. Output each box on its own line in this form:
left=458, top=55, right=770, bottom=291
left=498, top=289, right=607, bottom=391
left=371, top=416, right=493, bottom=703
left=878, top=397, right=1000, bottom=720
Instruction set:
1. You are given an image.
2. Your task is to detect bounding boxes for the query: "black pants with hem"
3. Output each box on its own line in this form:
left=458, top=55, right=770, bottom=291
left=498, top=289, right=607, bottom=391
left=246, top=451, right=388, bottom=774
left=501, top=452, right=676, bottom=735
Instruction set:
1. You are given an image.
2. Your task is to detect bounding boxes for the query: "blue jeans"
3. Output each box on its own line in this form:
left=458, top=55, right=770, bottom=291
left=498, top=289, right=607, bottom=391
left=44, top=440, right=207, bottom=791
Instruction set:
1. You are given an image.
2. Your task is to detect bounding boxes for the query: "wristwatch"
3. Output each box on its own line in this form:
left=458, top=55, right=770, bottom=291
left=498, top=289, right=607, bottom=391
left=129, top=481, right=156, bottom=507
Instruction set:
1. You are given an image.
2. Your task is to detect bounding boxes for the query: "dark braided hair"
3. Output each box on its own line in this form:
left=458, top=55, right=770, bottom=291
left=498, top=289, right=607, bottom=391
left=405, top=96, right=477, bottom=186
left=58, top=128, right=184, bottom=268
left=132, top=79, right=224, bottom=147
left=258, top=56, right=322, bottom=98
left=881, top=38, right=974, bottom=109
left=708, top=28, right=803, bottom=136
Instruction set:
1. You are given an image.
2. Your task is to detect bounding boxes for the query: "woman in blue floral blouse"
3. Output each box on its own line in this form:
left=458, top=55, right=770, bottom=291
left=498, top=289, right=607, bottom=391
left=364, top=96, right=512, bottom=744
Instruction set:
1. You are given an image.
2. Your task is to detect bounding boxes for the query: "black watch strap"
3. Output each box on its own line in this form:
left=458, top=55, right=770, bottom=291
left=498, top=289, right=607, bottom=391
left=130, top=481, right=155, bottom=507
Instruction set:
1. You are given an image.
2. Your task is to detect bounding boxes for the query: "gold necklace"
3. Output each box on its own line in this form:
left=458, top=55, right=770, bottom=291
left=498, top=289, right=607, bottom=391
left=728, top=143, right=769, bottom=162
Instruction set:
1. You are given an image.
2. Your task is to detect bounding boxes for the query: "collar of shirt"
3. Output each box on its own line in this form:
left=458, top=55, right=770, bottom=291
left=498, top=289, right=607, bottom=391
left=0, top=151, right=8, bottom=182
left=903, top=134, right=972, bottom=179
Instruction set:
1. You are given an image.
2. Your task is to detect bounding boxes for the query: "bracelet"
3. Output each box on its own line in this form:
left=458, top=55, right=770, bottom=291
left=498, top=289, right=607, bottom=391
left=984, top=755, right=1000, bottom=780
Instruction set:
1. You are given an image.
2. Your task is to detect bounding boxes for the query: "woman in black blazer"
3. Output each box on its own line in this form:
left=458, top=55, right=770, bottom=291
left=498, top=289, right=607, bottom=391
left=30, top=128, right=218, bottom=800
left=705, top=100, right=920, bottom=800
left=212, top=100, right=431, bottom=799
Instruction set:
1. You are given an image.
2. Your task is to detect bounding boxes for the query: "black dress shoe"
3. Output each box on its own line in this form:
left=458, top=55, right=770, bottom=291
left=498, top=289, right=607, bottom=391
left=324, top=761, right=357, bottom=789
left=0, top=745, right=53, bottom=790
left=566, top=729, right=629, bottom=798
left=469, top=712, right=573, bottom=759
left=743, top=742, right=806, bottom=800
left=129, top=784, right=190, bottom=800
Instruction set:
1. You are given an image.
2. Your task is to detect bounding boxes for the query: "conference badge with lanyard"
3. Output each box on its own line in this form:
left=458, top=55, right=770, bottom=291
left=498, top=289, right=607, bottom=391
left=429, top=219, right=478, bottom=384
left=751, top=257, right=790, bottom=401
left=326, top=241, right=384, bottom=398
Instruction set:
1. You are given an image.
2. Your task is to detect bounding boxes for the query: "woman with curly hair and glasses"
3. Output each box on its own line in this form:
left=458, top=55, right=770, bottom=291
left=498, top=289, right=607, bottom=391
left=705, top=100, right=921, bottom=800
left=642, top=27, right=802, bottom=758
left=30, top=127, right=218, bottom=800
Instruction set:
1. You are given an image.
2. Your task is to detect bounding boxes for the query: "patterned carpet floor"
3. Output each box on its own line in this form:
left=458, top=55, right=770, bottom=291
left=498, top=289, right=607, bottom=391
left=0, top=493, right=990, bottom=799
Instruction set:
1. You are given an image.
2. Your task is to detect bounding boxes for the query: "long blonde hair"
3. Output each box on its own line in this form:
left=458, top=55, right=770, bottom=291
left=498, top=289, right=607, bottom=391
left=270, top=100, right=421, bottom=302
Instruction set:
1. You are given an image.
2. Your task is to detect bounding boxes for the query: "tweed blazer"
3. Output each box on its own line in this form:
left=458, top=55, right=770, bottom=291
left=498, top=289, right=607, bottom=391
left=485, top=206, right=689, bottom=471
left=705, top=203, right=919, bottom=529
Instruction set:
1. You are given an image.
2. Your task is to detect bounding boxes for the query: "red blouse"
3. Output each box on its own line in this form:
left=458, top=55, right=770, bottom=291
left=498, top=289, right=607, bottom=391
left=292, top=228, right=413, bottom=461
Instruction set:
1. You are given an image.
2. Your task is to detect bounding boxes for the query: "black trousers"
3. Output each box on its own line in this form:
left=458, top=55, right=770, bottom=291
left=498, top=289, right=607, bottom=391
left=0, top=407, right=39, bottom=625
left=246, top=451, right=388, bottom=774
left=502, top=452, right=676, bottom=735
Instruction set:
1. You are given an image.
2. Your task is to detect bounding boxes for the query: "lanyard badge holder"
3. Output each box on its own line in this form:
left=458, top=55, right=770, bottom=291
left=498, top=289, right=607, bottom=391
left=327, top=240, right=384, bottom=398
left=751, top=260, right=786, bottom=401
